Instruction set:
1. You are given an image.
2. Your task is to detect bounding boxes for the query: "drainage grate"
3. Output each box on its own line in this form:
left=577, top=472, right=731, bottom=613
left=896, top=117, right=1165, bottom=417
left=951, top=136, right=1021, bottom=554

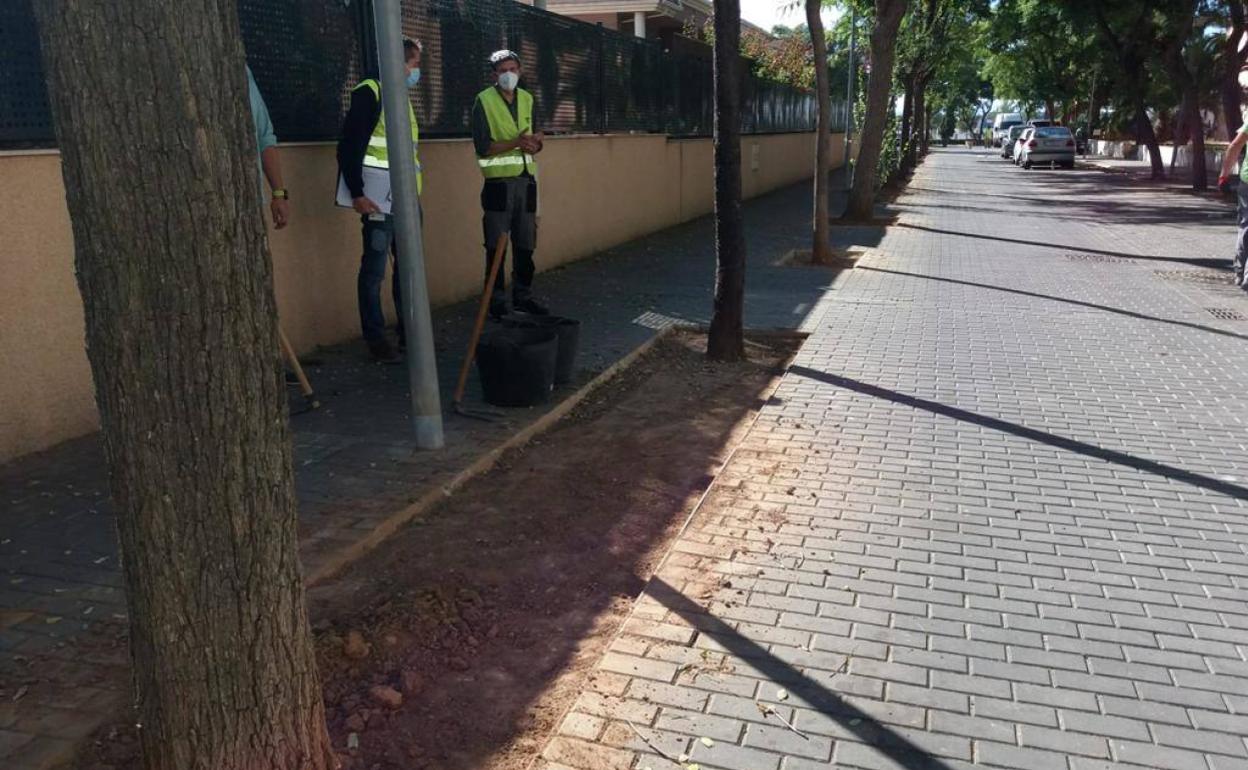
left=1155, top=269, right=1234, bottom=285
left=1065, top=253, right=1134, bottom=264
left=1206, top=307, right=1247, bottom=321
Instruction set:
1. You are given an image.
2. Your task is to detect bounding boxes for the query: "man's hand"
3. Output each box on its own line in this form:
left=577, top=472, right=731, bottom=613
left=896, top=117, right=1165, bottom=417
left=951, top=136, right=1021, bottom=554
left=352, top=196, right=381, bottom=215
left=270, top=198, right=290, bottom=229
left=519, top=133, right=544, bottom=154
left=1219, top=174, right=1233, bottom=194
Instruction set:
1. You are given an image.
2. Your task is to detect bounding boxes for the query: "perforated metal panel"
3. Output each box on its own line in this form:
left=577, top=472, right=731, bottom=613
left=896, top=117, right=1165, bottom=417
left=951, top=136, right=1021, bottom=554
left=0, top=0, right=54, bottom=146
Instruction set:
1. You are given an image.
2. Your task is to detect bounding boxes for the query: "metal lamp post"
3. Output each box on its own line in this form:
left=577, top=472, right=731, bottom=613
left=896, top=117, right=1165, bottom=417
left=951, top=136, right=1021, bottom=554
left=373, top=0, right=444, bottom=450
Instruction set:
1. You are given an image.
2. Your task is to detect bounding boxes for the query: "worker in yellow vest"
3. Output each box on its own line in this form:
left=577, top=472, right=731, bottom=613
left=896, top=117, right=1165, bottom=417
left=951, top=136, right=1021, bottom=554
left=336, top=36, right=424, bottom=364
left=472, top=49, right=547, bottom=319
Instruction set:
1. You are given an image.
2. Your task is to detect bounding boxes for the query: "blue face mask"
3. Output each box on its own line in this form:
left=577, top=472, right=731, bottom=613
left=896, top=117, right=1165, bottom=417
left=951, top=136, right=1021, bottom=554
left=406, top=68, right=421, bottom=88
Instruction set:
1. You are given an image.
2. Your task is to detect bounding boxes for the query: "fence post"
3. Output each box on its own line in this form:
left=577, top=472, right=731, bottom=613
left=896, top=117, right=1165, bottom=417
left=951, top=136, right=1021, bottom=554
left=595, top=23, right=607, bottom=132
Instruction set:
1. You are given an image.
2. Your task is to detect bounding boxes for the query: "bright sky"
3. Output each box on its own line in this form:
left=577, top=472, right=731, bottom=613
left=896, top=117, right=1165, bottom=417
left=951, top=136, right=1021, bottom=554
left=739, top=0, right=840, bottom=31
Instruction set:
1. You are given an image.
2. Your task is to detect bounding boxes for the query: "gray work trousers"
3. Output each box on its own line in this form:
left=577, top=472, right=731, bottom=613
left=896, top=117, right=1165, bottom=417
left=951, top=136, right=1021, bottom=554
left=482, top=176, right=538, bottom=299
left=1237, top=183, right=1248, bottom=287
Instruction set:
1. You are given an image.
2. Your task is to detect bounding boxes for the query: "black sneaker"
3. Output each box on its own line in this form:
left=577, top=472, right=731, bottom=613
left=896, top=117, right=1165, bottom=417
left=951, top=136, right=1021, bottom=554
left=513, top=296, right=550, bottom=316
left=367, top=339, right=402, bottom=365
left=489, top=296, right=509, bottom=320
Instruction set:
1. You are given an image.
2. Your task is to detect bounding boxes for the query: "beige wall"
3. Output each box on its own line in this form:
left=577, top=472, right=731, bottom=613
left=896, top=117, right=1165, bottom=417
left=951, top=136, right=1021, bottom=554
left=0, top=131, right=842, bottom=462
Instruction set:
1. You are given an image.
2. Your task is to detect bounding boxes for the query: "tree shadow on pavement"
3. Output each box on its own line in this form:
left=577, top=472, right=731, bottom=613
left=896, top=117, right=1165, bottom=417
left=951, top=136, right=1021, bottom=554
left=893, top=222, right=1230, bottom=268
left=788, top=366, right=1248, bottom=502
left=856, top=266, right=1248, bottom=342
left=642, top=578, right=961, bottom=770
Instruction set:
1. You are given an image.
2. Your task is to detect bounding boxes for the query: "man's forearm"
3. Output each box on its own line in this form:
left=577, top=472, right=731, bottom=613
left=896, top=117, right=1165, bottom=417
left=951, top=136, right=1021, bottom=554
left=1223, top=135, right=1248, bottom=178
left=261, top=146, right=284, bottom=194
left=487, top=137, right=526, bottom=157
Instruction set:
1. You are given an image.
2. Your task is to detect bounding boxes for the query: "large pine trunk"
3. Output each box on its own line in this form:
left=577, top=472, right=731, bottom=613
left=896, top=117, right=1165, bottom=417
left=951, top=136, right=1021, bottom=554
left=845, top=0, right=911, bottom=221
left=31, top=2, right=336, bottom=769
left=707, top=0, right=746, bottom=361
left=1221, top=2, right=1247, bottom=139
left=807, top=0, right=834, bottom=264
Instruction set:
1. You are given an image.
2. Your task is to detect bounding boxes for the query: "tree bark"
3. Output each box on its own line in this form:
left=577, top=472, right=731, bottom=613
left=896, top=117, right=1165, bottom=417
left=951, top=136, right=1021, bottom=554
left=1220, top=1, right=1247, bottom=139
left=1163, top=0, right=1206, bottom=190
left=708, top=0, right=746, bottom=361
left=845, top=0, right=911, bottom=220
left=900, top=73, right=915, bottom=170
left=1092, top=5, right=1164, bottom=178
left=921, top=93, right=933, bottom=155
left=31, top=2, right=335, bottom=769
left=807, top=0, right=834, bottom=264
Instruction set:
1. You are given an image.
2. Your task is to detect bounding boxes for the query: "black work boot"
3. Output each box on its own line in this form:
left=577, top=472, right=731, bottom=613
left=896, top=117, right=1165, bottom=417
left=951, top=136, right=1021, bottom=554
left=512, top=289, right=549, bottom=316
left=489, top=294, right=509, bottom=320
left=367, top=339, right=402, bottom=365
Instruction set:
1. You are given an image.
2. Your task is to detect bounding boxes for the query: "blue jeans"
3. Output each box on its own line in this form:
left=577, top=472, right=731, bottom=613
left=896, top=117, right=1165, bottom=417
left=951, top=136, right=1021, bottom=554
left=358, top=215, right=403, bottom=345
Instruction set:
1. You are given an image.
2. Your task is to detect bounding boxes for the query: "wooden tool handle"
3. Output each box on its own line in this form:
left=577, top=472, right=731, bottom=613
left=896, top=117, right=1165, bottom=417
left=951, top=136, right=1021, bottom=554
left=454, top=234, right=510, bottom=404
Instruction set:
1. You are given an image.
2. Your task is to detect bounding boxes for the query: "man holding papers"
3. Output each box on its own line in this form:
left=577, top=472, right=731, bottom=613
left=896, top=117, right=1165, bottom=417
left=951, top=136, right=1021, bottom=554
left=336, top=36, right=424, bottom=364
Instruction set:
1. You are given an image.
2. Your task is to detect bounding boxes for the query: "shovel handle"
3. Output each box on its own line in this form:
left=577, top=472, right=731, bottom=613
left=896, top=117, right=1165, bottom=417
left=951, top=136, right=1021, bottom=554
left=454, top=234, right=509, bottom=404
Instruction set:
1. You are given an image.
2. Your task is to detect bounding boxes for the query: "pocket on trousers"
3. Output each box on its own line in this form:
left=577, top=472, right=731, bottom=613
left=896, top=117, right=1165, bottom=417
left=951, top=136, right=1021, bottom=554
left=368, top=227, right=390, bottom=254
left=481, top=182, right=508, bottom=212
left=525, top=179, right=538, bottom=213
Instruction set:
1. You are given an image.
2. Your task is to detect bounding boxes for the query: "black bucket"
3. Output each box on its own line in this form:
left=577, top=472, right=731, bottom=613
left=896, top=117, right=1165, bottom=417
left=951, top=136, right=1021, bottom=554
left=502, top=315, right=581, bottom=385
left=475, top=327, right=558, bottom=407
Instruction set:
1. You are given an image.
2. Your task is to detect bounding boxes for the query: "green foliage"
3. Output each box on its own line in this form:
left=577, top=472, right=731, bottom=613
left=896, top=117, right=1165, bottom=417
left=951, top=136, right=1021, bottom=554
left=685, top=18, right=817, bottom=89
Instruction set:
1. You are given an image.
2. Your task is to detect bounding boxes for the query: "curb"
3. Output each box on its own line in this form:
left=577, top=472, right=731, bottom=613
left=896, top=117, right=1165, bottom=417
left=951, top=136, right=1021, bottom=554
left=304, top=325, right=677, bottom=586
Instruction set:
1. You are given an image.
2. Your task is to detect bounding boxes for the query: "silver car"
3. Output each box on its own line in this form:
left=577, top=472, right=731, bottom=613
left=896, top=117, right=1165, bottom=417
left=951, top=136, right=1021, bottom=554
left=1001, top=125, right=1027, bottom=159
left=1012, top=128, right=1035, bottom=166
left=1018, top=125, right=1076, bottom=169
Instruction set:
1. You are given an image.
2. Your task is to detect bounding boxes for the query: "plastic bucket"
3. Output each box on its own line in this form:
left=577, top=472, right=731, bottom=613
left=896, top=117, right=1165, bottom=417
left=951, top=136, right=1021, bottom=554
left=502, top=315, right=581, bottom=385
left=475, top=327, right=558, bottom=407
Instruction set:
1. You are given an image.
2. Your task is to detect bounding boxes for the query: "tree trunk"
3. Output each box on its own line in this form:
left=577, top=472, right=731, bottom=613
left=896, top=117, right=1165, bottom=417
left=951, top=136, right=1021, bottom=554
left=922, top=96, right=933, bottom=155
left=31, top=2, right=335, bottom=769
left=1221, top=1, right=1247, bottom=139
left=899, top=73, right=915, bottom=170
left=707, top=0, right=745, bottom=361
left=807, top=0, right=834, bottom=264
left=1135, top=99, right=1165, bottom=178
left=1163, top=1, right=1206, bottom=190
left=846, top=0, right=911, bottom=220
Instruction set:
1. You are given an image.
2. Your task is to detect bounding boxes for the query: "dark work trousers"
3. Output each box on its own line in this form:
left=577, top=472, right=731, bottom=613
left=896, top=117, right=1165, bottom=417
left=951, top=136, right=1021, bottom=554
left=1237, top=183, right=1248, bottom=288
left=481, top=176, right=538, bottom=301
left=358, top=214, right=403, bottom=345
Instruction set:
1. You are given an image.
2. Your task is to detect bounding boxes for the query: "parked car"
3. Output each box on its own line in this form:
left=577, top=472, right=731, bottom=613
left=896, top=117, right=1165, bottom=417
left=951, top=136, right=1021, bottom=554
left=1012, top=128, right=1035, bottom=165
left=1017, top=125, right=1076, bottom=169
left=1001, top=125, right=1027, bottom=159
left=992, top=112, right=1025, bottom=147
left=1026, top=119, right=1054, bottom=129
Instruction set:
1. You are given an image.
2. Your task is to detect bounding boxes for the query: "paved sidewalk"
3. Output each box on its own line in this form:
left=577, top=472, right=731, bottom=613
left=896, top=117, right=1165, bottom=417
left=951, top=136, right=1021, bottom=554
left=0, top=175, right=846, bottom=769
left=545, top=148, right=1248, bottom=770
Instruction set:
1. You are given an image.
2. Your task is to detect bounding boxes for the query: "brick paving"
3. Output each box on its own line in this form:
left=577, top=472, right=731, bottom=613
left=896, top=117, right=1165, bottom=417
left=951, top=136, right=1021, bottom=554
left=0, top=176, right=844, bottom=769
left=544, top=148, right=1248, bottom=770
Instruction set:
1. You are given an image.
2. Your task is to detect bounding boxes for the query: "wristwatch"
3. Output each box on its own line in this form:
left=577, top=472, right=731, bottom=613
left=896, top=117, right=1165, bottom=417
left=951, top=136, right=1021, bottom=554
left=271, top=188, right=289, bottom=200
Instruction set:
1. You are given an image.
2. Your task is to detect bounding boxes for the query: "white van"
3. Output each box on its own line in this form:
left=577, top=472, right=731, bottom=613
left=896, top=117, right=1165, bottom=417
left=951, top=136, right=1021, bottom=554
left=992, top=113, right=1025, bottom=147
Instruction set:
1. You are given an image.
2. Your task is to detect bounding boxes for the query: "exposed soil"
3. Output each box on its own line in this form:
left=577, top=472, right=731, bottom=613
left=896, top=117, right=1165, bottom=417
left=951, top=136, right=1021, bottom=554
left=69, top=330, right=797, bottom=770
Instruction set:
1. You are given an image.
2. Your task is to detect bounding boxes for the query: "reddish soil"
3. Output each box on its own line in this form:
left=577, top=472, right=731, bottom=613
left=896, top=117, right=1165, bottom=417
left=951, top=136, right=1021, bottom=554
left=68, top=331, right=796, bottom=770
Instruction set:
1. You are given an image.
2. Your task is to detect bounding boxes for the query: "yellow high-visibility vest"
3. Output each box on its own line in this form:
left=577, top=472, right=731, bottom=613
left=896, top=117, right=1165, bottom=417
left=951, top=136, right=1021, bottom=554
left=476, top=86, right=537, bottom=179
left=355, top=78, right=422, bottom=194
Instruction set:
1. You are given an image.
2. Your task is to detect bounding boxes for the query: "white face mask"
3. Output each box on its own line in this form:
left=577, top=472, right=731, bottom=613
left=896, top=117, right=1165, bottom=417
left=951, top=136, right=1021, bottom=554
left=498, top=71, right=520, bottom=92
